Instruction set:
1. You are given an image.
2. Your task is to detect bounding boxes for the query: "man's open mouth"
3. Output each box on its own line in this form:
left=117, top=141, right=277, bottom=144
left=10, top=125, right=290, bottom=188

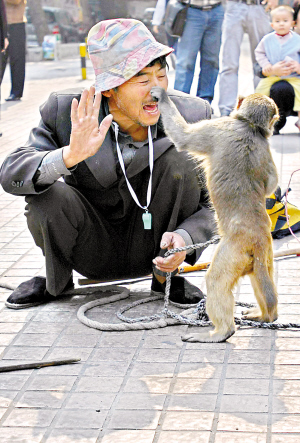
left=143, top=103, right=159, bottom=114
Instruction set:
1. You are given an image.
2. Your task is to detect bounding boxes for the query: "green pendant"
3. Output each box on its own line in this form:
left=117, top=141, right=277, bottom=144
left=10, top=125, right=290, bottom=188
left=142, top=212, right=152, bottom=230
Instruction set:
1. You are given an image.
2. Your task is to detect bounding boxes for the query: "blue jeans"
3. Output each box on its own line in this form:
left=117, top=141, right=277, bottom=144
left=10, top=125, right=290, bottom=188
left=218, top=2, right=271, bottom=115
left=174, top=4, right=224, bottom=103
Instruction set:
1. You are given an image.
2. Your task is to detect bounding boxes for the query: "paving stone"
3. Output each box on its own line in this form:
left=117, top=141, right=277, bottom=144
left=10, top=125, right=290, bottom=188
left=65, top=392, right=116, bottom=410
left=0, top=373, right=30, bottom=390
left=274, top=351, right=300, bottom=365
left=214, top=432, right=267, bottom=442
left=271, top=434, right=300, bottom=442
left=54, top=409, right=107, bottom=429
left=0, top=333, right=16, bottom=346
left=223, top=378, right=270, bottom=396
left=217, top=412, right=268, bottom=432
left=99, top=331, right=144, bottom=347
left=162, top=411, right=214, bottom=430
left=75, top=376, right=123, bottom=393
left=178, top=362, right=223, bottom=379
left=0, top=427, right=45, bottom=443
left=55, top=334, right=99, bottom=347
left=273, top=380, right=300, bottom=396
left=273, top=395, right=300, bottom=413
left=182, top=349, right=225, bottom=363
left=107, top=409, right=161, bottom=429
left=3, top=346, right=49, bottom=360
left=123, top=377, right=172, bottom=394
left=157, top=430, right=210, bottom=442
left=15, top=390, right=67, bottom=408
left=2, top=408, right=57, bottom=427
left=220, top=394, right=269, bottom=413
left=227, top=350, right=271, bottom=364
left=115, top=392, right=166, bottom=410
left=137, top=348, right=181, bottom=362
left=45, top=429, right=99, bottom=443
left=142, top=335, right=184, bottom=349
left=272, top=414, right=300, bottom=432
left=101, top=430, right=155, bottom=443
left=91, top=348, right=135, bottom=362
left=27, top=375, right=77, bottom=391
left=46, top=347, right=92, bottom=362
left=0, top=322, right=24, bottom=333
left=173, top=378, right=220, bottom=394
left=273, top=365, right=300, bottom=379
left=167, top=393, right=217, bottom=411
left=0, top=390, right=18, bottom=407
left=12, top=333, right=58, bottom=347
left=129, top=362, right=176, bottom=378
left=83, top=361, right=130, bottom=377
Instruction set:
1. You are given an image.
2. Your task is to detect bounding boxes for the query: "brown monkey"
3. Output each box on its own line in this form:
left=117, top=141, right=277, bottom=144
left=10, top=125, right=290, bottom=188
left=151, top=87, right=279, bottom=343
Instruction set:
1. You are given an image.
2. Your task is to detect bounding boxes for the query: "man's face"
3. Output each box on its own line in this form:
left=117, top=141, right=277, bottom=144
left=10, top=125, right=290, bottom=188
left=104, top=62, right=168, bottom=134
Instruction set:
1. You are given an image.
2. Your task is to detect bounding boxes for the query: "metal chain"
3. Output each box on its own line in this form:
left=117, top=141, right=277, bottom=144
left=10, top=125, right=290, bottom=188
left=78, top=235, right=300, bottom=331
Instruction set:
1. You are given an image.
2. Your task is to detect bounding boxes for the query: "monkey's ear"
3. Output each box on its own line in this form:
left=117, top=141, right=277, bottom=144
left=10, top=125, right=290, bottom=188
left=269, top=114, right=280, bottom=129
left=236, top=96, right=245, bottom=110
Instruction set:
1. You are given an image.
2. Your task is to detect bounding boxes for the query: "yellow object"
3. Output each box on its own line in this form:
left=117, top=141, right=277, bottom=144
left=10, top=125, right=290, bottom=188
left=79, top=43, right=87, bottom=80
left=266, top=187, right=300, bottom=238
left=256, top=76, right=300, bottom=111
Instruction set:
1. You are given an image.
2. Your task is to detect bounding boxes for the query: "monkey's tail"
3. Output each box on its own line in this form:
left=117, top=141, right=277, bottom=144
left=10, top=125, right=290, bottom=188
left=252, top=246, right=278, bottom=320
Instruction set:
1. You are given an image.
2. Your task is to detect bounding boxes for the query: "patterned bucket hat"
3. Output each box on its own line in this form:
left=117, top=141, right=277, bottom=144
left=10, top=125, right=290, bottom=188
left=87, top=18, right=173, bottom=92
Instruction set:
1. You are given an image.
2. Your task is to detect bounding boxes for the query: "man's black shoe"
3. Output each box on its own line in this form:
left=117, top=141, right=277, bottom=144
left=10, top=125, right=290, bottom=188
left=5, top=276, right=74, bottom=309
left=151, top=275, right=205, bottom=305
left=5, top=94, right=21, bottom=102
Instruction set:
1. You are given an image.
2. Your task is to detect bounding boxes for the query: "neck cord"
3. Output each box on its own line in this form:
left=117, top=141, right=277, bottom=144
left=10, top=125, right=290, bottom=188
left=113, top=123, right=154, bottom=228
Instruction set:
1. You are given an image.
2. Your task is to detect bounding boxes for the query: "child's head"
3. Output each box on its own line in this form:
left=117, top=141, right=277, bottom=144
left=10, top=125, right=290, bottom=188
left=271, top=6, right=295, bottom=35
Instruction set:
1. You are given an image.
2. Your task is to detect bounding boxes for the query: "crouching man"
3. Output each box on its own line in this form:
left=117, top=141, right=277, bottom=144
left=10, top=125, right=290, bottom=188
left=0, top=19, right=215, bottom=309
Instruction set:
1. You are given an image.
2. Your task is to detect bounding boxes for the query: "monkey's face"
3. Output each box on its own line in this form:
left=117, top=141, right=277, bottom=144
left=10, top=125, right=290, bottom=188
left=238, top=94, right=279, bottom=131
left=102, top=62, right=168, bottom=130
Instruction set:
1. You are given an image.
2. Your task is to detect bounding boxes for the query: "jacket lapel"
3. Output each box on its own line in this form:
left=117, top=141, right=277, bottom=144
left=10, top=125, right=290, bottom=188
left=84, top=102, right=174, bottom=187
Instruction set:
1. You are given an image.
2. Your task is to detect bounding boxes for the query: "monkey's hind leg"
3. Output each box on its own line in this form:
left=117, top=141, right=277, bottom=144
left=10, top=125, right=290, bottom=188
left=242, top=248, right=278, bottom=323
left=182, top=240, right=244, bottom=343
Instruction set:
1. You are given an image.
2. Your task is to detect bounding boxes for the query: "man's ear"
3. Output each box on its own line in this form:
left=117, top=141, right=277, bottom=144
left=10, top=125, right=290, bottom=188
left=102, top=89, right=112, bottom=98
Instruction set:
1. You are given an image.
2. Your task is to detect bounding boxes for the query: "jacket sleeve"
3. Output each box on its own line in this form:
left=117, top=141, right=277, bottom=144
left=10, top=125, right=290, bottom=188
left=0, top=92, right=69, bottom=195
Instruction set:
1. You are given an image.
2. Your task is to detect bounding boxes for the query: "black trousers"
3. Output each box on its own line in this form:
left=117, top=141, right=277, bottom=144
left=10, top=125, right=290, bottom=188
left=1, top=23, right=26, bottom=97
left=270, top=80, right=295, bottom=131
left=24, top=150, right=213, bottom=296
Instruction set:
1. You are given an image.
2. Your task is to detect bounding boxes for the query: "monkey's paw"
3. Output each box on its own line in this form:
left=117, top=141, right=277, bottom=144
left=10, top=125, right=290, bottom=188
left=181, top=327, right=236, bottom=343
left=151, top=86, right=168, bottom=103
left=242, top=307, right=278, bottom=323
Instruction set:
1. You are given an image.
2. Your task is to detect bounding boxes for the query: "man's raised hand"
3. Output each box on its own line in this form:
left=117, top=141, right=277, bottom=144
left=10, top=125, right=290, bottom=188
left=63, top=86, right=113, bottom=168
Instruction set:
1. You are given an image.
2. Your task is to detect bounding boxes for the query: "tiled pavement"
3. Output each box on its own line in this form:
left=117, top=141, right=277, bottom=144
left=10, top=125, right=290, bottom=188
left=0, top=42, right=300, bottom=443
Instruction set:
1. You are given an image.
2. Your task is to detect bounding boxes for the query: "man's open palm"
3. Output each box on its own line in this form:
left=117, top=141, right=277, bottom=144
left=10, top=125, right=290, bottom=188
left=63, top=86, right=113, bottom=168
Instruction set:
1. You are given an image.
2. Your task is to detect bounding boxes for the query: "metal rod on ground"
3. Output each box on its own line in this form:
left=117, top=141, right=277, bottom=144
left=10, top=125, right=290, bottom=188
left=77, top=262, right=211, bottom=286
left=0, top=358, right=81, bottom=373
left=274, top=247, right=300, bottom=258
left=77, top=247, right=300, bottom=287
left=79, top=43, right=87, bottom=80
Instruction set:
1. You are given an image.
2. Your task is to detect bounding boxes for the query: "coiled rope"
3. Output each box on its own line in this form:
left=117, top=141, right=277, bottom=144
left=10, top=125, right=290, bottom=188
left=77, top=235, right=300, bottom=332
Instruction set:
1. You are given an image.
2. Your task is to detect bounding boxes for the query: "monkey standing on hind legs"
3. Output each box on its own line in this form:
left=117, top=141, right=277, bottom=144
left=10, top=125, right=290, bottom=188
left=151, top=87, right=280, bottom=343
